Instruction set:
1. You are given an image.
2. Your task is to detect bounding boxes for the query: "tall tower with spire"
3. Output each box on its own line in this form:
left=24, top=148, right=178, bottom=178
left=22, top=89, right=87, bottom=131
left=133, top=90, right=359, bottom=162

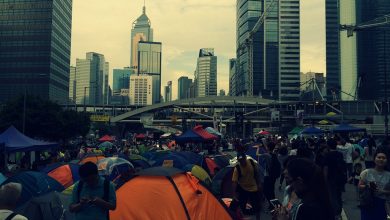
left=130, top=3, right=153, bottom=71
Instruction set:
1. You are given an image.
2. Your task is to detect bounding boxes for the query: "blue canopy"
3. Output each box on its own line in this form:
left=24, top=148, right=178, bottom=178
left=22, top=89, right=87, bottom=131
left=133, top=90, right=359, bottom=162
left=1, top=171, right=64, bottom=207
left=174, top=129, right=204, bottom=143
left=333, top=123, right=366, bottom=133
left=300, top=126, right=324, bottom=135
left=0, top=126, right=58, bottom=153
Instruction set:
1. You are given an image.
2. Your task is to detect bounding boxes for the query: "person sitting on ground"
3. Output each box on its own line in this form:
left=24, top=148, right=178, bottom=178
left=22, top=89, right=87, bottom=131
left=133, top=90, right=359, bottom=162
left=232, top=153, right=262, bottom=220
left=0, top=182, right=28, bottom=220
left=274, top=158, right=334, bottom=220
left=69, top=162, right=116, bottom=220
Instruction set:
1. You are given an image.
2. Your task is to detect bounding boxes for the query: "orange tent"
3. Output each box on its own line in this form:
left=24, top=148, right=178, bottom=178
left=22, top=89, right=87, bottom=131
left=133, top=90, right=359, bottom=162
left=79, top=154, right=105, bottom=165
left=110, top=167, right=233, bottom=220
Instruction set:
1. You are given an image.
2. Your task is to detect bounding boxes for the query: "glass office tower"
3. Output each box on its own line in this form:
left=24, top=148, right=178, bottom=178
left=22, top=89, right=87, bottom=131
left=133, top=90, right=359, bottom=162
left=195, top=48, right=217, bottom=97
left=0, top=0, right=72, bottom=104
left=178, top=76, right=193, bottom=100
left=138, top=41, right=162, bottom=104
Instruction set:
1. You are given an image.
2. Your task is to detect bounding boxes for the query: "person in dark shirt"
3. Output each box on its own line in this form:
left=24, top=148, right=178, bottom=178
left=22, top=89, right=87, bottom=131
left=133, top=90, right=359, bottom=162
left=274, top=158, right=334, bottom=220
left=323, top=139, right=347, bottom=219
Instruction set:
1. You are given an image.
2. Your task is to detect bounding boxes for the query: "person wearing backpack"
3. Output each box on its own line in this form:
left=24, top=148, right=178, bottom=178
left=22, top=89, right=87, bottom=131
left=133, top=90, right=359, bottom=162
left=232, top=153, right=262, bottom=220
left=323, top=139, right=347, bottom=220
left=69, top=162, right=116, bottom=220
left=0, top=183, right=27, bottom=220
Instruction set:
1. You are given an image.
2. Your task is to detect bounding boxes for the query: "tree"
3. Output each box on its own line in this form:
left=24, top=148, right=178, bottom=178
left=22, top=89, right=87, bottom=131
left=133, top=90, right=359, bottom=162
left=0, top=96, right=91, bottom=141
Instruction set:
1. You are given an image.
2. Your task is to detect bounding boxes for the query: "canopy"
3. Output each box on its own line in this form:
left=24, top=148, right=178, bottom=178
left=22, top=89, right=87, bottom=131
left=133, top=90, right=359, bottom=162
left=160, top=133, right=172, bottom=138
left=326, top=112, right=337, bottom=117
left=174, top=129, right=204, bottom=143
left=110, top=167, right=232, bottom=220
left=258, top=130, right=270, bottom=135
left=1, top=171, right=64, bottom=207
left=193, top=125, right=218, bottom=141
left=318, top=120, right=330, bottom=125
left=135, top=133, right=146, bottom=139
left=98, top=135, right=115, bottom=142
left=0, top=126, right=58, bottom=153
left=300, top=126, right=324, bottom=135
left=288, top=126, right=304, bottom=135
left=211, top=166, right=235, bottom=198
left=205, top=127, right=222, bottom=136
left=332, top=123, right=366, bottom=133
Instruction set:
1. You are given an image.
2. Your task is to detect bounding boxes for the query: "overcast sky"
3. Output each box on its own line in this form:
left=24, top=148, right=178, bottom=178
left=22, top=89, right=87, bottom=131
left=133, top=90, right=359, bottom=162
left=71, top=0, right=325, bottom=99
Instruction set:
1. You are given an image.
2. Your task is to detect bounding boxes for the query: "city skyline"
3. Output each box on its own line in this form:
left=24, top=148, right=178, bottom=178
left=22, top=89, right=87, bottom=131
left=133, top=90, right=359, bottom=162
left=71, top=0, right=325, bottom=99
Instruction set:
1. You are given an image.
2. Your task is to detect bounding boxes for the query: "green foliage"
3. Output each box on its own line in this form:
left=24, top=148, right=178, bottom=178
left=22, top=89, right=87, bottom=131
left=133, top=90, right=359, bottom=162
left=0, top=95, right=91, bottom=141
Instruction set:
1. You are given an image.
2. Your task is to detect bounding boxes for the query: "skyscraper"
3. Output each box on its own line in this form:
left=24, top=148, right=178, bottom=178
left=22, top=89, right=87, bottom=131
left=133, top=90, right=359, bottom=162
left=131, top=5, right=153, bottom=71
left=69, top=66, right=76, bottom=103
left=325, top=0, right=341, bottom=100
left=164, top=81, right=172, bottom=102
left=0, top=0, right=73, bottom=103
left=129, top=74, right=153, bottom=105
left=235, top=0, right=300, bottom=101
left=357, top=0, right=390, bottom=100
left=138, top=41, right=162, bottom=104
left=195, top=48, right=217, bottom=97
left=112, top=68, right=133, bottom=95
left=74, top=52, right=108, bottom=105
left=178, top=76, right=193, bottom=100
left=229, top=58, right=237, bottom=96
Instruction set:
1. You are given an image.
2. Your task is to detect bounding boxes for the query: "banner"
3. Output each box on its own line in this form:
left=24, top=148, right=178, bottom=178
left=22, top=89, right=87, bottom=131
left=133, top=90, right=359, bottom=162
left=90, top=115, right=110, bottom=122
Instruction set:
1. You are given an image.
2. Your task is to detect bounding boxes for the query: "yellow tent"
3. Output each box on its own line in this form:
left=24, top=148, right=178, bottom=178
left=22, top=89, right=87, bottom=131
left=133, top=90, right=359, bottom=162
left=326, top=112, right=337, bottom=117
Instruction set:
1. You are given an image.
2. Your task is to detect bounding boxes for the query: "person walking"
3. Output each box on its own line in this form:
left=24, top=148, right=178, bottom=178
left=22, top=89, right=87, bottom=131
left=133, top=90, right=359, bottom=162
left=232, top=153, right=262, bottom=220
left=274, top=158, right=334, bottom=220
left=69, top=162, right=116, bottom=220
left=0, top=183, right=28, bottom=220
left=358, top=149, right=390, bottom=220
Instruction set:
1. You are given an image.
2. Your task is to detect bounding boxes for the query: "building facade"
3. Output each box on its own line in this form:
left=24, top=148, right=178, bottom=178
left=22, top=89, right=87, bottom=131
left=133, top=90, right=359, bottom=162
left=164, top=81, right=172, bottom=102
left=195, top=48, right=217, bottom=97
left=131, top=6, right=153, bottom=71
left=0, top=0, right=73, bottom=104
left=178, top=76, right=193, bottom=100
left=74, top=52, right=108, bottom=105
left=129, top=74, right=153, bottom=105
left=229, top=58, right=237, bottom=96
left=69, top=66, right=76, bottom=103
left=112, top=68, right=133, bottom=95
left=326, top=0, right=341, bottom=100
left=357, top=0, right=390, bottom=100
left=235, top=0, right=300, bottom=101
left=138, top=41, right=162, bottom=104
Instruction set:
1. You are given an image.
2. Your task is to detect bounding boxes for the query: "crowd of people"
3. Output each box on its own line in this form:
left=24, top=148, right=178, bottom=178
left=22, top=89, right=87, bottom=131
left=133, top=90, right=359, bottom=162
left=1, top=131, right=390, bottom=220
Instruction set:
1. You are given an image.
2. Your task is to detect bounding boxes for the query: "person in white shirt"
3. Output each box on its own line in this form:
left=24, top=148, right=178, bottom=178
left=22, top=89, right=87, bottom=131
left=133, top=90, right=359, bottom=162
left=0, top=182, right=28, bottom=220
left=337, top=139, right=354, bottom=180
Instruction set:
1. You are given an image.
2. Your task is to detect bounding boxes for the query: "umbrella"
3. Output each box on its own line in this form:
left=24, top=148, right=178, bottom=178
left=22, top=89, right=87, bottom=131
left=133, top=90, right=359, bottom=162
left=300, top=127, right=324, bottom=135
left=332, top=123, right=366, bottom=133
left=258, top=130, right=270, bottom=135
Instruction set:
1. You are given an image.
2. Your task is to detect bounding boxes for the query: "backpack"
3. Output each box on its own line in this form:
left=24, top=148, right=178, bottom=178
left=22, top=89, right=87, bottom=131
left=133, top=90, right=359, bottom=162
left=236, top=159, right=260, bottom=185
left=77, top=178, right=110, bottom=220
left=269, top=154, right=281, bottom=179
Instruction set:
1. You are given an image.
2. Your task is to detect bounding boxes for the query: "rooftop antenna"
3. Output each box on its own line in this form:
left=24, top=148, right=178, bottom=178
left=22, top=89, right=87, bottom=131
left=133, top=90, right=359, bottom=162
left=143, top=0, right=146, bottom=14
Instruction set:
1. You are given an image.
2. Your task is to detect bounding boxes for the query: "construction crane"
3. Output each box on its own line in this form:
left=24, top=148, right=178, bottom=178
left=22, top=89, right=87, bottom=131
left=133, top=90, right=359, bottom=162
left=340, top=14, right=390, bottom=37
left=237, top=0, right=278, bottom=96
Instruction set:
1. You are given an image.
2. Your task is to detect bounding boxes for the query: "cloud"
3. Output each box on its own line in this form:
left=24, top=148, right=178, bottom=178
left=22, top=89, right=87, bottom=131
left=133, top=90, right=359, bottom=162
left=71, top=0, right=325, bottom=100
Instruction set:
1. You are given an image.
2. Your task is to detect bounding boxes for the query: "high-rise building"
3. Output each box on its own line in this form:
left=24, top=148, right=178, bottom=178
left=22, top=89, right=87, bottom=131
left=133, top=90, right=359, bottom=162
left=325, top=0, right=341, bottom=99
left=0, top=0, right=73, bottom=104
left=195, top=48, right=217, bottom=97
left=131, top=5, right=153, bottom=71
left=112, top=68, right=133, bottom=95
left=235, top=0, right=300, bottom=101
left=178, top=76, right=193, bottom=100
left=69, top=66, right=76, bottom=103
left=164, top=81, right=172, bottom=102
left=229, top=59, right=237, bottom=96
left=129, top=74, right=153, bottom=105
left=138, top=41, right=162, bottom=104
left=357, top=1, right=390, bottom=100
left=74, top=52, right=108, bottom=105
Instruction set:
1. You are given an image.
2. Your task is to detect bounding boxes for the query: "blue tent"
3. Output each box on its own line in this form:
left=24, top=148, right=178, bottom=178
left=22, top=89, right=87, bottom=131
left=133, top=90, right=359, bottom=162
left=152, top=154, right=191, bottom=169
left=300, top=126, right=324, bottom=135
left=0, top=126, right=58, bottom=153
left=1, top=171, right=64, bottom=207
left=0, top=173, right=6, bottom=185
left=333, top=123, right=366, bottom=133
left=174, top=129, right=204, bottom=143
left=173, top=151, right=203, bottom=165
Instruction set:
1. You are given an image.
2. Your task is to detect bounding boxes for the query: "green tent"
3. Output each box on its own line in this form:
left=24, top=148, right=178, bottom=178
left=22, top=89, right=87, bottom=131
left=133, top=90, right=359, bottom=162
left=288, top=126, right=304, bottom=135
